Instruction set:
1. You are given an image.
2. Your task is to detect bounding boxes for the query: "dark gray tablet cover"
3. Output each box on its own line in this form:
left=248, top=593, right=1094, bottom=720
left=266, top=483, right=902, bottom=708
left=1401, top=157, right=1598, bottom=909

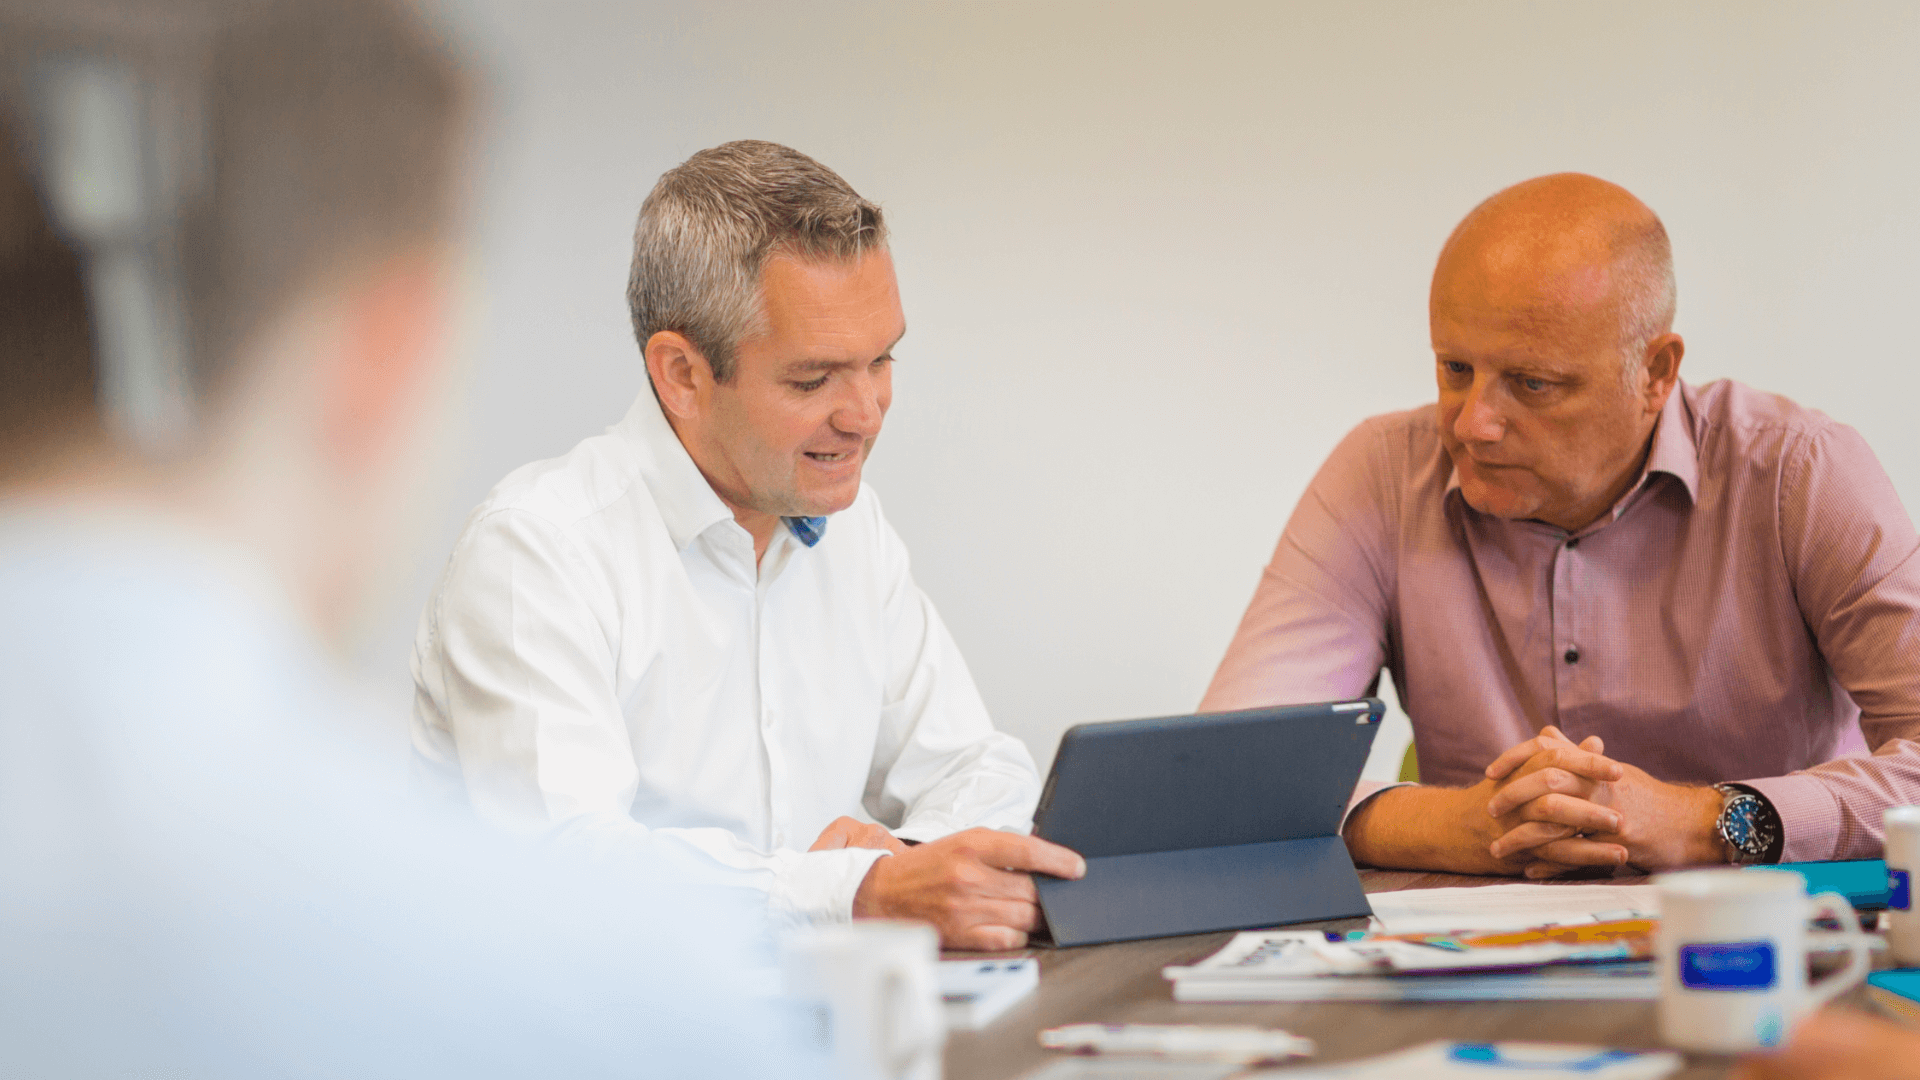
left=1031, top=699, right=1383, bottom=946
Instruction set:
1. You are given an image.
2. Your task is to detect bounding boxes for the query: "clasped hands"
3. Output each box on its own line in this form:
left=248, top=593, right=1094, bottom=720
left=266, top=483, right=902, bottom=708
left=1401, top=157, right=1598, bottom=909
left=1347, top=725, right=1726, bottom=877
left=809, top=815, right=1085, bottom=950
left=1471, top=725, right=1727, bottom=876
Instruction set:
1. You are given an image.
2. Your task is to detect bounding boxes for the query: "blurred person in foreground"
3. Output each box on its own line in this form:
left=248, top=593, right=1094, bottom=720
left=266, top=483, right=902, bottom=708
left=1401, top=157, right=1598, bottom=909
left=412, top=140, right=1082, bottom=950
left=1733, top=1008, right=1920, bottom=1080
left=0, top=3, right=805, bottom=1077
left=1204, top=173, right=1920, bottom=877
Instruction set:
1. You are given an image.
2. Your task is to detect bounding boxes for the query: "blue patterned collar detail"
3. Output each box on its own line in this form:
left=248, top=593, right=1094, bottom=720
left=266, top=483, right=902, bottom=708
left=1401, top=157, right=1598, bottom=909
left=784, top=516, right=828, bottom=547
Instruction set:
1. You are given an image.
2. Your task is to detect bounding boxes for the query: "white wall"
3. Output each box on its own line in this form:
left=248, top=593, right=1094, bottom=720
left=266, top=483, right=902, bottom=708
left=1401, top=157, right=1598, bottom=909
left=369, top=1, right=1920, bottom=782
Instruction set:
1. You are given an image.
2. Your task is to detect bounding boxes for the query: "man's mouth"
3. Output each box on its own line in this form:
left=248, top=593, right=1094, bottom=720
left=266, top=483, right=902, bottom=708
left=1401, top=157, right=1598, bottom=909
left=1459, top=453, right=1522, bottom=472
left=804, top=450, right=856, bottom=463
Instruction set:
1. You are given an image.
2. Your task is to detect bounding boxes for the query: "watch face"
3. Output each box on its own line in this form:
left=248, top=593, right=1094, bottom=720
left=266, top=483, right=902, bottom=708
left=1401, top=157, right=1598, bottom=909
left=1719, top=792, right=1773, bottom=861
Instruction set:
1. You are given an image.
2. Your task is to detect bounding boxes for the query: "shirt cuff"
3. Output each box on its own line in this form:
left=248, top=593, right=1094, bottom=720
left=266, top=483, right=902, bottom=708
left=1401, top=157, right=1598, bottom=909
left=1738, top=773, right=1843, bottom=863
left=1339, top=779, right=1413, bottom=836
left=767, top=847, right=891, bottom=928
left=893, top=816, right=1030, bottom=846
left=893, top=816, right=962, bottom=845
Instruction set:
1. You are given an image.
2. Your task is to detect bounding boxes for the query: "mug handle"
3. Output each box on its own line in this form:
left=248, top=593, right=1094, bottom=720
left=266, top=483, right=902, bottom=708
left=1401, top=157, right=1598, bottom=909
left=1803, top=890, right=1872, bottom=1010
left=877, top=964, right=941, bottom=1079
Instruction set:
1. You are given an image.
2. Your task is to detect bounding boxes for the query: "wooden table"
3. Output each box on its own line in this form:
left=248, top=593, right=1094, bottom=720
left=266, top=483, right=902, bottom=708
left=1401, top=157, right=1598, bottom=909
left=944, top=869, right=1733, bottom=1080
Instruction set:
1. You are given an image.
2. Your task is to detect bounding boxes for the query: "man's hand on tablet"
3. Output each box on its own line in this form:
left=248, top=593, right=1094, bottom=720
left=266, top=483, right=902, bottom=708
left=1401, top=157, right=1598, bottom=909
left=850, top=829, right=1086, bottom=950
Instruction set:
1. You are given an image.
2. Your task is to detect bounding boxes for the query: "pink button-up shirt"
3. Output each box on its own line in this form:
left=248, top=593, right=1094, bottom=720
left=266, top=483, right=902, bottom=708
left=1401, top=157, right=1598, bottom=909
left=1202, top=379, right=1920, bottom=862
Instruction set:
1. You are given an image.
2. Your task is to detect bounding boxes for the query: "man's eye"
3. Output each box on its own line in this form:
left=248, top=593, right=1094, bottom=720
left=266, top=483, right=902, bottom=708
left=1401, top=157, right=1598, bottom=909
left=1442, top=361, right=1471, bottom=376
left=792, top=377, right=828, bottom=393
left=1521, top=377, right=1550, bottom=393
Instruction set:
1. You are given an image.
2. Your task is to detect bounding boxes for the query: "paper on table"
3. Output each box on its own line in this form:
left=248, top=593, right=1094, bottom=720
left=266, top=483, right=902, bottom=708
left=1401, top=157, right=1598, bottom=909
left=1269, top=1042, right=1680, bottom=1080
left=1021, top=1061, right=1239, bottom=1080
left=1367, top=883, right=1660, bottom=934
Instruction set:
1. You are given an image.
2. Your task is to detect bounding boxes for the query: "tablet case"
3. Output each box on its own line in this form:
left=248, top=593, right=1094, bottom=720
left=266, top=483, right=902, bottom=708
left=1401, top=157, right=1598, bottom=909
left=1032, top=700, right=1383, bottom=946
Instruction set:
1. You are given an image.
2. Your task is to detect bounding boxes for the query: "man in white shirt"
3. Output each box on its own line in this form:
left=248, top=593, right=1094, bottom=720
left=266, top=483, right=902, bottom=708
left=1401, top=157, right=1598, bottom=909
left=0, top=6, right=805, bottom=1076
left=414, top=140, right=1083, bottom=948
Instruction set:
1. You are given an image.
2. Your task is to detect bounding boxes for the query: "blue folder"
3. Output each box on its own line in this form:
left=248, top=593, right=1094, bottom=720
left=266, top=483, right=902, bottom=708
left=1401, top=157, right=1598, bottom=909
left=1747, top=859, right=1890, bottom=910
left=1031, top=699, right=1383, bottom=947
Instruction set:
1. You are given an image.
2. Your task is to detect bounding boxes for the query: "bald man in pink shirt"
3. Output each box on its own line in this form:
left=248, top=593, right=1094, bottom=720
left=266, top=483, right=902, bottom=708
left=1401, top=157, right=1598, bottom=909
left=1204, top=174, right=1920, bottom=878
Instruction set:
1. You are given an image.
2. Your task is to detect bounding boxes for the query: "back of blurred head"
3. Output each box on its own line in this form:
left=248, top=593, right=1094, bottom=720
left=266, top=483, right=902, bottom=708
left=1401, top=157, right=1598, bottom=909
left=0, top=0, right=469, bottom=645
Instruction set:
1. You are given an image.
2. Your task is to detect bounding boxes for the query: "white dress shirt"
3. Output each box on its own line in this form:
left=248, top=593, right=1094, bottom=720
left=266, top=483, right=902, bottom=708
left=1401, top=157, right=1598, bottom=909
left=411, top=393, right=1040, bottom=925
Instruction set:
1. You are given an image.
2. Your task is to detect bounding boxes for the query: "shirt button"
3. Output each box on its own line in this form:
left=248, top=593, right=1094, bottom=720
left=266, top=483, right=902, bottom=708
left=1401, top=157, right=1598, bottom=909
left=773, top=830, right=786, bottom=847
left=1564, top=648, right=1580, bottom=664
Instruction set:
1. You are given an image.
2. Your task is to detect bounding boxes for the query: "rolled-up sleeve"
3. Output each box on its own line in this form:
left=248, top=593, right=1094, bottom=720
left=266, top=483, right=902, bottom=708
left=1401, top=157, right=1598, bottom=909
left=1201, top=420, right=1399, bottom=715
left=1200, top=420, right=1407, bottom=817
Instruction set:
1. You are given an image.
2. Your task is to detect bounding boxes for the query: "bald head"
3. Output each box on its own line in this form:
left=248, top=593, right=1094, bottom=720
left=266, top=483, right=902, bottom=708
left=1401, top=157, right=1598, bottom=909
left=1427, top=173, right=1686, bottom=533
left=1433, top=173, right=1675, bottom=369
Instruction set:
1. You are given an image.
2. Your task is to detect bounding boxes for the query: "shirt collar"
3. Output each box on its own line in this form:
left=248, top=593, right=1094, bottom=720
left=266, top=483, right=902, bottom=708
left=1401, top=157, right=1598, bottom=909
left=615, top=394, right=833, bottom=551
left=1441, top=379, right=1700, bottom=521
left=1640, top=380, right=1700, bottom=504
left=617, top=394, right=736, bottom=552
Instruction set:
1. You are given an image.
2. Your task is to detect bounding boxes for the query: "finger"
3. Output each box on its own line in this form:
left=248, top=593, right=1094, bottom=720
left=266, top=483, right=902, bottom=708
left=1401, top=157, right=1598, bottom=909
left=1485, top=727, right=1588, bottom=780
left=849, top=825, right=900, bottom=852
left=950, top=923, right=1028, bottom=952
left=1524, top=743, right=1626, bottom=783
left=971, top=865, right=1041, bottom=905
left=1513, top=793, right=1623, bottom=833
left=1528, top=836, right=1629, bottom=868
left=808, top=827, right=851, bottom=851
left=1488, top=821, right=1578, bottom=860
left=808, top=816, right=862, bottom=851
left=1484, top=736, right=1552, bottom=780
left=1486, top=770, right=1611, bottom=818
left=1484, top=727, right=1578, bottom=779
left=1580, top=734, right=1605, bottom=756
left=969, top=831, right=1087, bottom=879
left=964, top=898, right=1043, bottom=934
left=1523, top=860, right=1581, bottom=880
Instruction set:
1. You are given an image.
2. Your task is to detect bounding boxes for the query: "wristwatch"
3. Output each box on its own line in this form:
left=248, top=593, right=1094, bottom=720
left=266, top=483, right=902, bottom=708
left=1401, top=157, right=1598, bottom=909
left=1714, top=783, right=1782, bottom=864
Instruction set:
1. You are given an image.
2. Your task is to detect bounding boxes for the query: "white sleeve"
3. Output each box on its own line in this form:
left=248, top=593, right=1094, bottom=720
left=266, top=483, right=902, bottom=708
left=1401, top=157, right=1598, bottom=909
left=416, top=508, right=887, bottom=928
left=860, top=498, right=1042, bottom=842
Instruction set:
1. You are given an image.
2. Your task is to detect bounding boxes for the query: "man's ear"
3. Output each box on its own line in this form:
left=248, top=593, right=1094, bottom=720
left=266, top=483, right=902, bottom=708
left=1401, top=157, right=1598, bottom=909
left=1639, top=332, right=1684, bottom=417
left=322, top=249, right=449, bottom=469
left=644, top=331, right=710, bottom=420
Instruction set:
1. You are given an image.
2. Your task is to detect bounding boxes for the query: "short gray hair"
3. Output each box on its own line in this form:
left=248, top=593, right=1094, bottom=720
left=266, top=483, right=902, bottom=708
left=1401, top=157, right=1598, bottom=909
left=626, top=140, right=886, bottom=384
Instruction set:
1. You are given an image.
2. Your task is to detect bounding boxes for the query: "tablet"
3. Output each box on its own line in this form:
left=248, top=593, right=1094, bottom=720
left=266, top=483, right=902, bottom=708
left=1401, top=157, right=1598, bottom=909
left=1032, top=699, right=1383, bottom=946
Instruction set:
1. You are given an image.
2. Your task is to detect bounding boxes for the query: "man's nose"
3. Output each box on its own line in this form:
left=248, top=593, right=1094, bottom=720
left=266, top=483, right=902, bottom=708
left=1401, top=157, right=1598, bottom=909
left=833, top=372, right=885, bottom=440
left=1454, top=380, right=1505, bottom=444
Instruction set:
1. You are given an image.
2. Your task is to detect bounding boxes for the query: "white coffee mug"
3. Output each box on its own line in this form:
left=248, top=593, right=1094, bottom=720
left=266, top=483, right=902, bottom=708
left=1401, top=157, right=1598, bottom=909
left=1887, top=805, right=1920, bottom=966
left=1654, top=869, right=1872, bottom=1053
left=780, top=920, right=945, bottom=1080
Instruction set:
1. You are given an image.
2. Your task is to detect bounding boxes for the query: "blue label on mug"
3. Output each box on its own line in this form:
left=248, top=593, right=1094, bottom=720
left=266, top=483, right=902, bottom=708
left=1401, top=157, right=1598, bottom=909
left=1678, top=941, right=1776, bottom=991
left=1893, top=868, right=1913, bottom=911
